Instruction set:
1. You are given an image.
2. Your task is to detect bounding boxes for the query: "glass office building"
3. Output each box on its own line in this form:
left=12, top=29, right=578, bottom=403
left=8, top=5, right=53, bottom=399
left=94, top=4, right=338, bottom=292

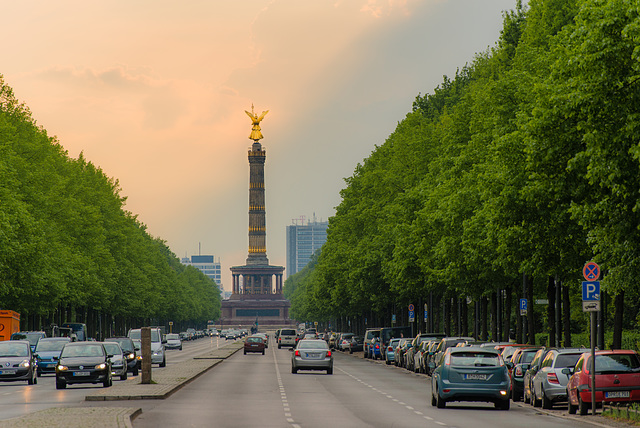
left=286, top=219, right=328, bottom=278
left=181, top=255, right=223, bottom=294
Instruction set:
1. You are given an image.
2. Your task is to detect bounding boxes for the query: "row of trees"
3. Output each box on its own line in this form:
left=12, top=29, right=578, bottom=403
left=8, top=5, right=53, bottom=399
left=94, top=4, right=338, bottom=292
left=0, top=76, right=221, bottom=339
left=285, top=0, right=640, bottom=349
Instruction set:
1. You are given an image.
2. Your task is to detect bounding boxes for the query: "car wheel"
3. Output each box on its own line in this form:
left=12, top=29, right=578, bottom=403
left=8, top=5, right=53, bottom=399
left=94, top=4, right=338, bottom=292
left=386, top=359, right=391, bottom=365
left=28, top=370, right=35, bottom=385
left=103, top=374, right=111, bottom=388
left=327, top=367, right=333, bottom=375
left=541, top=388, right=552, bottom=409
left=568, top=395, right=577, bottom=415
left=160, top=358, right=166, bottom=368
left=350, top=349, right=353, bottom=354
left=56, top=379, right=66, bottom=389
left=244, top=350, right=247, bottom=355
left=262, top=349, right=265, bottom=355
left=495, top=399, right=510, bottom=410
left=431, top=391, right=437, bottom=406
left=578, top=394, right=589, bottom=415
left=436, top=389, right=446, bottom=409
left=121, top=371, right=128, bottom=381
left=278, top=344, right=281, bottom=349
left=291, top=366, right=298, bottom=374
left=132, top=368, right=139, bottom=376
left=532, top=388, right=541, bottom=407
left=37, top=370, right=41, bottom=378
left=512, top=389, right=521, bottom=402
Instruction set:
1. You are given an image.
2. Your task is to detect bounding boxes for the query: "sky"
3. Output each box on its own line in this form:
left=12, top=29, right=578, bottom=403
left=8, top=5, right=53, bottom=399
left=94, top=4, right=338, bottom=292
left=2, top=0, right=517, bottom=292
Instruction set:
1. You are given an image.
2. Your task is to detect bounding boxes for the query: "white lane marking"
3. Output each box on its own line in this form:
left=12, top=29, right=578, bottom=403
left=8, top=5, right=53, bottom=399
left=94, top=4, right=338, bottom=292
left=273, top=345, right=299, bottom=428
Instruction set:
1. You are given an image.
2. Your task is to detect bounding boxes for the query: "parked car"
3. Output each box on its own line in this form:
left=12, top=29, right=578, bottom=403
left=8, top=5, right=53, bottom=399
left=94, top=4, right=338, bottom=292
left=255, top=332, right=269, bottom=348
left=509, top=347, right=542, bottom=401
left=523, top=347, right=555, bottom=405
left=291, top=339, right=333, bottom=374
left=429, top=337, right=475, bottom=374
left=328, top=332, right=340, bottom=349
left=244, top=335, right=266, bottom=355
left=104, top=337, right=139, bottom=376
left=278, top=329, right=298, bottom=349
left=339, top=333, right=355, bottom=352
left=363, top=329, right=381, bottom=359
left=379, top=326, right=413, bottom=357
left=34, top=337, right=71, bottom=376
left=414, top=340, right=433, bottom=373
left=566, top=350, right=640, bottom=415
left=164, top=333, right=183, bottom=350
left=531, top=348, right=584, bottom=409
left=0, top=340, right=37, bottom=385
left=349, top=336, right=364, bottom=354
left=102, top=341, right=128, bottom=380
left=424, top=341, right=440, bottom=375
left=431, top=346, right=510, bottom=409
left=127, top=328, right=166, bottom=367
left=55, top=342, right=112, bottom=389
left=395, top=339, right=412, bottom=368
left=385, top=338, right=402, bottom=365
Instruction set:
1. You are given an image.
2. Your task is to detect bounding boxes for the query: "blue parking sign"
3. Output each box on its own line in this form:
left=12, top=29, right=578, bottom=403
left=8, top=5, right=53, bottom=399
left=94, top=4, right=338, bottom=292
left=582, top=281, right=600, bottom=301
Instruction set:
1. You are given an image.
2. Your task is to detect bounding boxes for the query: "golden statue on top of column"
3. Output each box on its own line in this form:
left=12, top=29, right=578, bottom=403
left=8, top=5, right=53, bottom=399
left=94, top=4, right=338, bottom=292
left=245, top=104, right=269, bottom=141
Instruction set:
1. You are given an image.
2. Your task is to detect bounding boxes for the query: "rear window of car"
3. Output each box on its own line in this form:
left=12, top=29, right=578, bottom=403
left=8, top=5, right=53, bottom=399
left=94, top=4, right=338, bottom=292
left=281, top=330, right=296, bottom=335
left=298, top=340, right=329, bottom=349
left=595, top=353, right=640, bottom=373
left=451, top=351, right=500, bottom=367
left=554, top=353, right=582, bottom=368
left=247, top=337, right=263, bottom=343
left=520, top=350, right=539, bottom=364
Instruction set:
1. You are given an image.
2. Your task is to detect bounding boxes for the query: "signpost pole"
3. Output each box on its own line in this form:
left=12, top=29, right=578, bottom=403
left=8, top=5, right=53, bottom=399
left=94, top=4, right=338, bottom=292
left=591, top=311, right=596, bottom=416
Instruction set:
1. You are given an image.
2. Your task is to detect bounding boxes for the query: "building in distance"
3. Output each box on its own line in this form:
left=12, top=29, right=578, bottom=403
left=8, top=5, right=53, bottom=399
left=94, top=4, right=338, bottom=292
left=286, top=215, right=328, bottom=278
left=181, top=255, right=223, bottom=295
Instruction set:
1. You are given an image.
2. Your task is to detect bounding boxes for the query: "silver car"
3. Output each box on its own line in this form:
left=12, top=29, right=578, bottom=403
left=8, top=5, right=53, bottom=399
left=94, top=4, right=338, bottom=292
left=291, top=339, right=333, bottom=374
left=531, top=348, right=584, bottom=409
left=102, top=342, right=127, bottom=380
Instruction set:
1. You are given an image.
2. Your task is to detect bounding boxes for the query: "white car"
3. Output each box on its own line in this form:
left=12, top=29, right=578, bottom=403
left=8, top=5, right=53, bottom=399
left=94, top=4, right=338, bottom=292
left=277, top=329, right=297, bottom=348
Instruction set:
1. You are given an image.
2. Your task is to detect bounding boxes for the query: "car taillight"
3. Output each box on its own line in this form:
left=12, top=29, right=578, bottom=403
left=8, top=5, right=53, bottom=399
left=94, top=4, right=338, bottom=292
left=327, top=350, right=332, bottom=357
left=375, top=344, right=379, bottom=350
left=515, top=366, right=523, bottom=377
left=388, top=347, right=393, bottom=352
left=295, top=350, right=300, bottom=356
left=547, top=373, right=559, bottom=384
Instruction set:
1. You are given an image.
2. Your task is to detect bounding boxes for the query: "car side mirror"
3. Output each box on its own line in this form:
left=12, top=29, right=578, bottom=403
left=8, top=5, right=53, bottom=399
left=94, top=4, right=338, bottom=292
left=506, top=362, right=514, bottom=369
left=107, top=354, right=114, bottom=359
left=561, top=368, right=573, bottom=375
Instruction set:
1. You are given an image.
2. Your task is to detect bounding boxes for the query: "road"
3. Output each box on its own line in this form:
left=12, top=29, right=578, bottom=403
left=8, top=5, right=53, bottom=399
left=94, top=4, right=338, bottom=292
left=132, top=343, right=590, bottom=428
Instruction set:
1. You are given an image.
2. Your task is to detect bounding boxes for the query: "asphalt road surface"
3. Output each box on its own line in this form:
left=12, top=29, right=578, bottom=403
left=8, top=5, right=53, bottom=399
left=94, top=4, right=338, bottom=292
left=131, top=343, right=592, bottom=428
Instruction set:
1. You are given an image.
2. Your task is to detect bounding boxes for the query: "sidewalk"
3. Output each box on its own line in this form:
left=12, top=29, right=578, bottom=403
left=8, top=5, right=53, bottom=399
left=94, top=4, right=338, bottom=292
left=0, top=341, right=244, bottom=428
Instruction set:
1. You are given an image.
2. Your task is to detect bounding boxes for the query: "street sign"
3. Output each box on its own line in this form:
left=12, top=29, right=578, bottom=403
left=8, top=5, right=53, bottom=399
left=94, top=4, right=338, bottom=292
left=519, top=298, right=528, bottom=316
left=409, top=311, right=415, bottom=322
left=583, top=262, right=600, bottom=281
left=392, top=314, right=396, bottom=324
left=582, top=281, right=601, bottom=312
left=408, top=304, right=415, bottom=312
left=424, top=303, right=428, bottom=323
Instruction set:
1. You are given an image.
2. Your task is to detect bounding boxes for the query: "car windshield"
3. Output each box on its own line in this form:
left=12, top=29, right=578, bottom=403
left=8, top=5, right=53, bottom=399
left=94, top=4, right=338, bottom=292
left=0, top=342, right=29, bottom=357
left=166, top=334, right=179, bottom=340
left=105, top=339, right=133, bottom=352
left=35, top=340, right=68, bottom=352
left=595, top=354, right=640, bottom=374
left=129, top=329, right=160, bottom=342
left=298, top=340, right=329, bottom=350
left=12, top=333, right=41, bottom=346
left=555, top=353, right=582, bottom=368
left=451, top=351, right=500, bottom=367
left=102, top=343, right=121, bottom=355
left=61, top=345, right=105, bottom=358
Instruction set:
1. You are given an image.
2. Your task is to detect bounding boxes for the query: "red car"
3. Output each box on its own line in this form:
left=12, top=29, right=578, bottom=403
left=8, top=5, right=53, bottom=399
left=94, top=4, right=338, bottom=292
left=244, top=336, right=266, bottom=355
left=566, top=350, right=640, bottom=415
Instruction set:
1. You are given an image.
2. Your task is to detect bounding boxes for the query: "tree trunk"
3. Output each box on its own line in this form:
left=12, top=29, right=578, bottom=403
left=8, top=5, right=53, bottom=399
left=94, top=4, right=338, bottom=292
left=613, top=290, right=624, bottom=349
left=444, top=296, right=451, bottom=336
left=526, top=275, right=535, bottom=345
left=547, top=276, right=556, bottom=347
left=461, top=298, right=469, bottom=337
left=503, top=284, right=512, bottom=342
left=563, top=282, right=571, bottom=347
left=481, top=296, right=488, bottom=341
left=490, top=292, right=497, bottom=341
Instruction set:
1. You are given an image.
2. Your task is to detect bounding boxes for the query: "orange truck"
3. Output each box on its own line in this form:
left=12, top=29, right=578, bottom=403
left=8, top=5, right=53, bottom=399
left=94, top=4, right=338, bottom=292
left=0, top=310, right=21, bottom=341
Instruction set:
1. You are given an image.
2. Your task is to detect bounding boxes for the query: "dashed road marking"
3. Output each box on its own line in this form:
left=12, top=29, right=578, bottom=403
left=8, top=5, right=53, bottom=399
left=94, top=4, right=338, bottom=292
left=273, top=347, right=299, bottom=428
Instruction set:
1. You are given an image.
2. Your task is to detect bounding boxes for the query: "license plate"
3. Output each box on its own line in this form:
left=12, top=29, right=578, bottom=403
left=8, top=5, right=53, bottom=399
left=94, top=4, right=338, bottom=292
left=465, top=374, right=487, bottom=380
left=606, top=391, right=630, bottom=399
left=0, top=369, right=17, bottom=375
left=306, top=353, right=320, bottom=358
left=73, top=371, right=90, bottom=376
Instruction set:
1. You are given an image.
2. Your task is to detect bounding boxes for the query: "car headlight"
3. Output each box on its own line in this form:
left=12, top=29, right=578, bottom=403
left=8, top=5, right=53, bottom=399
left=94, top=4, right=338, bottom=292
left=127, top=353, right=135, bottom=360
left=95, top=363, right=107, bottom=370
left=137, top=355, right=143, bottom=361
left=56, top=365, right=68, bottom=371
left=19, top=360, right=31, bottom=368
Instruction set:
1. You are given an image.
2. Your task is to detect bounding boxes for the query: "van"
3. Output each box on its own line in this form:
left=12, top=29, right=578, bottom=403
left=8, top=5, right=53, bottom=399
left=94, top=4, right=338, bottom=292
left=363, top=328, right=381, bottom=359
left=127, top=327, right=166, bottom=367
left=278, top=329, right=298, bottom=348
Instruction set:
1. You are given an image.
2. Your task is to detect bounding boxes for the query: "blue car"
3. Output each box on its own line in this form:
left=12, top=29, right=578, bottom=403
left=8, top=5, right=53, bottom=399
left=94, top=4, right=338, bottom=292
left=431, top=346, right=511, bottom=410
left=35, top=337, right=70, bottom=376
left=385, top=338, right=401, bottom=365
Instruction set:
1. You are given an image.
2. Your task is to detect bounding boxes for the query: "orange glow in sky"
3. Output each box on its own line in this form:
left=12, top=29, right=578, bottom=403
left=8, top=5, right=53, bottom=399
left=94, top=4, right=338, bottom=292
left=2, top=0, right=516, bottom=291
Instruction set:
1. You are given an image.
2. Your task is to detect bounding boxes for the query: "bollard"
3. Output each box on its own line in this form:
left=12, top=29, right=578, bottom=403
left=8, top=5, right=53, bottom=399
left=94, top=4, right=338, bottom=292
left=141, top=327, right=152, bottom=384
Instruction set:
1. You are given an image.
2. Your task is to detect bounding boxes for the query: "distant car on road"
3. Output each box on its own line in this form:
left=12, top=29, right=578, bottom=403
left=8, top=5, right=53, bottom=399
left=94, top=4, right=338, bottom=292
left=0, top=340, right=37, bottom=385
left=244, top=336, right=266, bottom=355
left=165, top=333, right=183, bottom=351
left=102, top=341, right=128, bottom=380
left=278, top=329, right=297, bottom=349
left=104, top=337, right=138, bottom=376
left=292, top=339, right=333, bottom=375
left=55, top=342, right=112, bottom=389
left=34, top=337, right=70, bottom=376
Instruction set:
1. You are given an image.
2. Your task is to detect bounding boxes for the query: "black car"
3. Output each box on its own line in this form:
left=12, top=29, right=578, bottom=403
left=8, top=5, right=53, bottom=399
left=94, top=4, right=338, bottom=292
left=349, top=336, right=364, bottom=354
left=105, top=337, right=139, bottom=376
left=0, top=340, right=37, bottom=385
left=55, top=342, right=112, bottom=389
